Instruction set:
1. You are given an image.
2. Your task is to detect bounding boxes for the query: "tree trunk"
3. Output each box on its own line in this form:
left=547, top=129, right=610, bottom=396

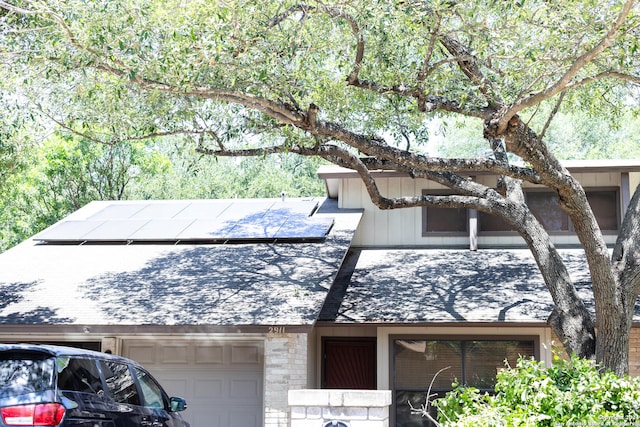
left=596, top=301, right=632, bottom=375
left=493, top=189, right=597, bottom=358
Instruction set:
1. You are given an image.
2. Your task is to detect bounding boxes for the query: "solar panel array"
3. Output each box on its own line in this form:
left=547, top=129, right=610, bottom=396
left=34, top=199, right=334, bottom=244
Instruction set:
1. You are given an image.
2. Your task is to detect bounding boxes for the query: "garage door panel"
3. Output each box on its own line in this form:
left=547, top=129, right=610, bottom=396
left=192, top=412, right=222, bottom=427
left=195, top=378, right=223, bottom=397
left=229, top=411, right=260, bottom=427
left=230, top=379, right=260, bottom=398
left=122, top=340, right=263, bottom=427
left=159, top=345, right=190, bottom=363
left=231, top=346, right=261, bottom=364
left=195, top=346, right=224, bottom=364
left=126, top=344, right=157, bottom=364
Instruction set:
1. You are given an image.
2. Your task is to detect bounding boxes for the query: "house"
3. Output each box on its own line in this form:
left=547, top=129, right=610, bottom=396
left=0, top=160, right=639, bottom=427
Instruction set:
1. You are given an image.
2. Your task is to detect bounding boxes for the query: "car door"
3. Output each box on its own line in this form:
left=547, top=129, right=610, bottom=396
left=99, top=360, right=156, bottom=427
left=56, top=356, right=116, bottom=427
left=132, top=367, right=189, bottom=427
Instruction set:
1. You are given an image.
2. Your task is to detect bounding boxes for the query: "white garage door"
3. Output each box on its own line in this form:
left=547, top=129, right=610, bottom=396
left=122, top=339, right=264, bottom=427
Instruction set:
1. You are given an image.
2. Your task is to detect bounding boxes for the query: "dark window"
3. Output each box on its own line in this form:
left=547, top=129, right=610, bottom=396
left=525, top=189, right=619, bottom=234
left=134, top=367, right=165, bottom=409
left=422, top=191, right=467, bottom=235
left=57, top=357, right=104, bottom=395
left=393, top=338, right=535, bottom=427
left=0, top=352, right=55, bottom=397
left=478, top=211, right=514, bottom=232
left=100, top=361, right=140, bottom=406
left=434, top=188, right=621, bottom=236
left=424, top=207, right=468, bottom=233
left=527, top=191, right=568, bottom=231
left=587, top=190, right=619, bottom=231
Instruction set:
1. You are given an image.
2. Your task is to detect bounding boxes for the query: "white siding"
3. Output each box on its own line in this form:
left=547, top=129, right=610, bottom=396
left=631, top=172, right=640, bottom=196
left=339, top=171, right=626, bottom=248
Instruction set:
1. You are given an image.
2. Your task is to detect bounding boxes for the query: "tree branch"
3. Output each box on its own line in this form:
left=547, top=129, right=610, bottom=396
left=539, top=91, right=565, bottom=141
left=499, top=0, right=636, bottom=132
left=439, top=35, right=502, bottom=108
left=0, top=0, right=36, bottom=15
left=39, top=105, right=218, bottom=146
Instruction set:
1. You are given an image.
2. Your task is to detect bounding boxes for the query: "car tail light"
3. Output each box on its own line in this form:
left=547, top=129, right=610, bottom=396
left=1, top=403, right=65, bottom=426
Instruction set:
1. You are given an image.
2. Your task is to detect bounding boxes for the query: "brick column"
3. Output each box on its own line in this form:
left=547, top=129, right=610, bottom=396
left=264, top=333, right=308, bottom=427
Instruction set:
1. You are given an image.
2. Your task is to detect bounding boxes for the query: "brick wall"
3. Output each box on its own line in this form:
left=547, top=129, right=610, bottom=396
left=289, top=390, right=392, bottom=427
left=629, top=328, right=640, bottom=377
left=551, top=327, right=640, bottom=376
left=264, top=333, right=308, bottom=427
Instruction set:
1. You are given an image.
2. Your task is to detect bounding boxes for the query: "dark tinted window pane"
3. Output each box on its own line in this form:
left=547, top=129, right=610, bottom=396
left=478, top=212, right=514, bottom=232
left=396, top=390, right=442, bottom=427
left=0, top=352, right=55, bottom=396
left=134, top=368, right=165, bottom=409
left=527, top=192, right=569, bottom=231
left=464, top=341, right=534, bottom=389
left=587, top=190, right=618, bottom=231
left=394, top=339, right=536, bottom=427
left=395, top=340, right=462, bottom=389
left=100, top=361, right=140, bottom=405
left=425, top=207, right=467, bottom=233
left=57, top=357, right=104, bottom=394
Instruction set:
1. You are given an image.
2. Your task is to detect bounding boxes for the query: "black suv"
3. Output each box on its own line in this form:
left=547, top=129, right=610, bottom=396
left=0, top=344, right=190, bottom=427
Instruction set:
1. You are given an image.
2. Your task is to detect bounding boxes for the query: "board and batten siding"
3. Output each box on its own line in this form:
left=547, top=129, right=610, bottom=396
left=336, top=172, right=635, bottom=248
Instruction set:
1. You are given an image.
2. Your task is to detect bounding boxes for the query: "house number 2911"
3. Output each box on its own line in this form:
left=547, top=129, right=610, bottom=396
left=268, top=326, right=286, bottom=334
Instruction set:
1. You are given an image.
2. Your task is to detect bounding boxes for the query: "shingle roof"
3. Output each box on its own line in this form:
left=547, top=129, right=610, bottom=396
left=318, top=248, right=624, bottom=324
left=0, top=198, right=362, bottom=330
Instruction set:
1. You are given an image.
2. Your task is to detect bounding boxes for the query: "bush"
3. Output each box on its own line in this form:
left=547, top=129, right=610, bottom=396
left=433, top=354, right=640, bottom=427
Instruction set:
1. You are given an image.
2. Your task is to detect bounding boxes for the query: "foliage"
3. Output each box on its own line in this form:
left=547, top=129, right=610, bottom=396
left=0, top=133, right=325, bottom=253
left=436, top=110, right=640, bottom=160
left=0, top=132, right=167, bottom=251
left=434, top=355, right=640, bottom=427
left=127, top=144, right=326, bottom=200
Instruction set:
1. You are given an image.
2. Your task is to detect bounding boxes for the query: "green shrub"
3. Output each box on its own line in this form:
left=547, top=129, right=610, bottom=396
left=433, top=354, right=640, bottom=427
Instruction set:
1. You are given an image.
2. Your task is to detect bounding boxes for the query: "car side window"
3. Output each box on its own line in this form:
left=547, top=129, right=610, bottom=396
left=134, top=368, right=165, bottom=409
left=99, top=361, right=140, bottom=406
left=57, top=357, right=104, bottom=395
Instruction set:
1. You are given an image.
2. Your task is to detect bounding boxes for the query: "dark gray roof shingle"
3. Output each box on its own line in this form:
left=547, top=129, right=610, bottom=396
left=319, top=248, right=607, bottom=324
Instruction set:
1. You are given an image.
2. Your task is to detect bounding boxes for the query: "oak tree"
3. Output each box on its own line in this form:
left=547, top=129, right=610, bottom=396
left=1, top=0, right=639, bottom=373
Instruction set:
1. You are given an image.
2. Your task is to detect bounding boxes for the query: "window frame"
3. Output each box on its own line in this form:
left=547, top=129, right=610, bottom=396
left=133, top=366, right=169, bottom=410
left=421, top=190, right=469, bottom=236
left=422, top=187, right=620, bottom=237
left=390, top=335, right=539, bottom=427
left=56, top=356, right=105, bottom=395
left=99, top=360, right=142, bottom=407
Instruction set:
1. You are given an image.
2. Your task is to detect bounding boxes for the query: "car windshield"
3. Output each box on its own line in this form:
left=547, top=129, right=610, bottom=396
left=0, top=351, right=55, bottom=397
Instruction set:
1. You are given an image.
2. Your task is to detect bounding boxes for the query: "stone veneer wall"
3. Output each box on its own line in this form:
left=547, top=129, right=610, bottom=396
left=264, top=333, right=308, bottom=427
left=289, top=390, right=392, bottom=427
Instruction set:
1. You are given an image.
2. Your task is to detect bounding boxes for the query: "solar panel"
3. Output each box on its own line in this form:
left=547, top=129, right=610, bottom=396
left=171, top=201, right=231, bottom=219
left=33, top=199, right=332, bottom=244
left=129, top=202, right=191, bottom=219
left=87, top=204, right=147, bottom=220
left=128, top=219, right=195, bottom=239
left=79, top=219, right=150, bottom=240
left=35, top=220, right=106, bottom=241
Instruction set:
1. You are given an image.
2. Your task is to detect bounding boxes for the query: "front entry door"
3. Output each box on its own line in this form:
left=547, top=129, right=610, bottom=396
left=322, top=338, right=376, bottom=389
